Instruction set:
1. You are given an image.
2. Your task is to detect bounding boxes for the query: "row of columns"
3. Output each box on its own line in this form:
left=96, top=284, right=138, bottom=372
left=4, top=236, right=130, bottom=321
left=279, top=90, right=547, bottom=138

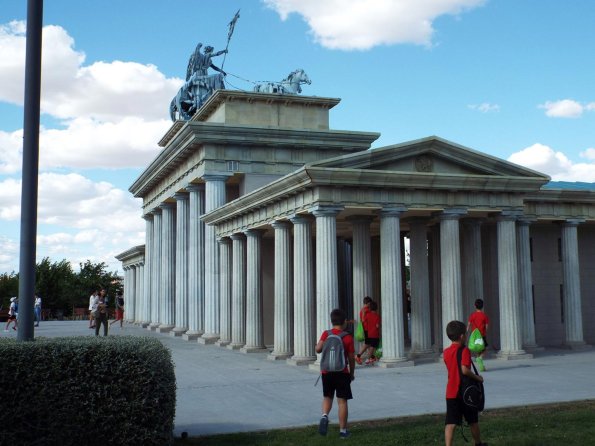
left=129, top=194, right=589, bottom=362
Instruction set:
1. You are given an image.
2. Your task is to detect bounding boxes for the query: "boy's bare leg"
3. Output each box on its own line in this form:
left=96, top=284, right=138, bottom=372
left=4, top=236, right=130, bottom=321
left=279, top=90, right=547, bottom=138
left=337, top=398, right=348, bottom=430
left=444, top=424, right=456, bottom=446
left=322, top=396, right=333, bottom=416
left=470, top=422, right=482, bottom=444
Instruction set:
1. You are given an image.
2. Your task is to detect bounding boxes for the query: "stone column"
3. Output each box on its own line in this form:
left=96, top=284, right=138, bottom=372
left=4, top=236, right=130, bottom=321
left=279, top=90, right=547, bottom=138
left=129, top=266, right=137, bottom=323
left=134, top=263, right=141, bottom=323
left=137, top=263, right=144, bottom=323
left=123, top=267, right=130, bottom=321
left=378, top=208, right=412, bottom=367
left=497, top=212, right=531, bottom=359
left=312, top=206, right=342, bottom=365
left=348, top=216, right=374, bottom=326
left=517, top=218, right=539, bottom=350
left=561, top=220, right=590, bottom=349
left=201, top=175, right=227, bottom=343
left=228, top=233, right=246, bottom=349
left=149, top=208, right=162, bottom=330
left=287, top=215, right=316, bottom=365
left=429, top=226, right=442, bottom=350
left=158, top=202, right=176, bottom=333
left=141, top=214, right=153, bottom=327
left=216, top=237, right=232, bottom=347
left=408, top=219, right=433, bottom=356
left=461, top=219, right=484, bottom=315
left=241, top=229, right=268, bottom=353
left=172, top=192, right=189, bottom=336
left=439, top=209, right=466, bottom=350
left=268, top=221, right=293, bottom=360
left=184, top=184, right=205, bottom=341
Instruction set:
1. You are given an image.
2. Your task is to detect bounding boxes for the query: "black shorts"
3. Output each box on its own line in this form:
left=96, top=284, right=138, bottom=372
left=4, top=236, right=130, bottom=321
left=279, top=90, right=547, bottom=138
left=365, top=337, right=380, bottom=348
left=321, top=372, right=353, bottom=400
left=445, top=398, right=478, bottom=426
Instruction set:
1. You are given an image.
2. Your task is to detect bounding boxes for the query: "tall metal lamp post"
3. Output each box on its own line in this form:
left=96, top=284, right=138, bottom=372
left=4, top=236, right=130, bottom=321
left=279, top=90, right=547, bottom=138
left=17, top=0, right=44, bottom=342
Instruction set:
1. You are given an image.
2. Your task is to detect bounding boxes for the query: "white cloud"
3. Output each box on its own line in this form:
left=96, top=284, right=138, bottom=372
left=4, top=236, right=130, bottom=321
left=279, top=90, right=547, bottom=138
left=538, top=99, right=595, bottom=118
left=508, top=143, right=595, bottom=182
left=580, top=148, right=595, bottom=160
left=0, top=236, right=18, bottom=273
left=468, top=103, right=500, bottom=113
left=0, top=173, right=144, bottom=273
left=263, top=0, right=485, bottom=50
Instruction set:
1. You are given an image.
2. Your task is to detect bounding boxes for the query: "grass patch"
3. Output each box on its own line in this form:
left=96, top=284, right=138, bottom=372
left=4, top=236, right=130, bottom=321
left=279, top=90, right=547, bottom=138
left=175, top=400, right=595, bottom=445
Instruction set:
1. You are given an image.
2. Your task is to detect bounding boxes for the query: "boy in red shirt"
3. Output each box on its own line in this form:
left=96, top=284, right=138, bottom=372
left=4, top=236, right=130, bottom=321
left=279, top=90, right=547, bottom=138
left=315, top=308, right=355, bottom=439
left=362, top=301, right=381, bottom=364
left=355, top=296, right=373, bottom=364
left=444, top=320, right=486, bottom=446
left=467, top=299, right=489, bottom=371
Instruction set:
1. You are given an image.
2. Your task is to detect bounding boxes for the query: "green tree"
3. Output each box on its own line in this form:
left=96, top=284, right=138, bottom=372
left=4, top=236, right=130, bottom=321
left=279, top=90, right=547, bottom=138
left=71, top=260, right=122, bottom=309
left=0, top=272, right=19, bottom=309
left=35, top=258, right=75, bottom=313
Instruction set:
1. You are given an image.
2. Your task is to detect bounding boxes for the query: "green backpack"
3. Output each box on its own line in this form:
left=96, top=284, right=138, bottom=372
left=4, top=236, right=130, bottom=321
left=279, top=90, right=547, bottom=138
left=468, top=328, right=485, bottom=353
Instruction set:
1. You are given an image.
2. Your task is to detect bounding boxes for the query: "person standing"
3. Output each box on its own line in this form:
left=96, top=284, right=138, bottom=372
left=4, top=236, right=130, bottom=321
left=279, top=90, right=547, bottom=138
left=88, top=289, right=99, bottom=329
left=110, top=291, right=124, bottom=329
left=94, top=290, right=109, bottom=337
left=34, top=294, right=42, bottom=327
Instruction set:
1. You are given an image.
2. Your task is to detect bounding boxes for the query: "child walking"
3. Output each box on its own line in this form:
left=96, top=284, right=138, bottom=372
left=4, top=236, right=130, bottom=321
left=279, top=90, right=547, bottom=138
left=467, top=299, right=489, bottom=371
left=355, top=296, right=373, bottom=364
left=444, top=320, right=486, bottom=446
left=316, top=308, right=355, bottom=439
left=362, top=301, right=381, bottom=364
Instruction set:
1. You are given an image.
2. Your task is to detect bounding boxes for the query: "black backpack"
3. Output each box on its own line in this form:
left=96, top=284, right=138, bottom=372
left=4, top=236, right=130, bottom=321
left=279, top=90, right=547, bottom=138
left=456, top=346, right=485, bottom=412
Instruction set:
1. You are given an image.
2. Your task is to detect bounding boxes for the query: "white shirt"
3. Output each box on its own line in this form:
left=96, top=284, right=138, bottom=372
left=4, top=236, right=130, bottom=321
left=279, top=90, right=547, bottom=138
left=89, top=294, right=98, bottom=311
left=34, top=296, right=42, bottom=308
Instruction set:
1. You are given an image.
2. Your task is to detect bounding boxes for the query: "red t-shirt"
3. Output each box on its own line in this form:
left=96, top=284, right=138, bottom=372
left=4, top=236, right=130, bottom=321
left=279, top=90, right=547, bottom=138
left=359, top=306, right=369, bottom=330
left=443, top=343, right=471, bottom=399
left=319, top=328, right=355, bottom=374
left=468, top=311, right=489, bottom=336
left=366, top=311, right=381, bottom=338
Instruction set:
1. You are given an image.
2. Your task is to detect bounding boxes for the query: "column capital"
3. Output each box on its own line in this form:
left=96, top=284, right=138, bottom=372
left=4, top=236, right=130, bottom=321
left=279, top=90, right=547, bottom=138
left=310, top=205, right=344, bottom=217
left=435, top=208, right=467, bottom=220
left=290, top=214, right=314, bottom=225
left=244, top=228, right=266, bottom=238
left=271, top=219, right=292, bottom=230
left=217, top=236, right=232, bottom=245
left=345, top=215, right=375, bottom=224
left=202, top=174, right=231, bottom=182
left=517, top=217, right=536, bottom=227
left=378, top=206, right=407, bottom=217
left=496, top=209, right=524, bottom=222
left=173, top=191, right=189, bottom=201
left=186, top=183, right=205, bottom=192
left=142, top=213, right=154, bottom=221
left=230, top=232, right=246, bottom=241
left=159, top=201, right=176, bottom=210
left=562, top=219, right=585, bottom=227
left=149, top=207, right=162, bottom=215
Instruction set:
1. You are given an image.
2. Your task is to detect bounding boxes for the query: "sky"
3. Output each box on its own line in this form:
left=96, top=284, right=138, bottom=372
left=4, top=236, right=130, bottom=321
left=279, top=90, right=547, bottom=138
left=1, top=0, right=594, bottom=274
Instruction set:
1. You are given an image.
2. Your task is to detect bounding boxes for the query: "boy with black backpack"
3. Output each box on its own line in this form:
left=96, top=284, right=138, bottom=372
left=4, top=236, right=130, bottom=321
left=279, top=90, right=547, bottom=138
left=315, top=308, right=355, bottom=439
left=444, top=320, right=487, bottom=446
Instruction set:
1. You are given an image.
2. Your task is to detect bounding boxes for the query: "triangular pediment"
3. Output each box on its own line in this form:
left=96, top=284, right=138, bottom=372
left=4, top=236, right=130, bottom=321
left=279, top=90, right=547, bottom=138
left=309, top=136, right=550, bottom=179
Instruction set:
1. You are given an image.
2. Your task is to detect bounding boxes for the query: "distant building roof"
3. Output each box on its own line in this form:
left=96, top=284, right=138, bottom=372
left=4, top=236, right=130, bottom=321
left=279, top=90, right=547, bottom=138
left=542, top=181, right=595, bottom=191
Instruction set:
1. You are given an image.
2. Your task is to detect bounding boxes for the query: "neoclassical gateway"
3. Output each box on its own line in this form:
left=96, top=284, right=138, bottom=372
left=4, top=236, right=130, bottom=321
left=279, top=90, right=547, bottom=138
left=117, top=91, right=594, bottom=367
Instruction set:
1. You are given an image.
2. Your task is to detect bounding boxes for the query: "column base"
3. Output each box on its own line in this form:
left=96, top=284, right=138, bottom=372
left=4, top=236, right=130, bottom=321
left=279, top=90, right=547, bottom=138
left=562, top=341, right=592, bottom=351
left=216, top=339, right=231, bottom=347
left=198, top=334, right=219, bottom=345
left=182, top=331, right=202, bottom=341
left=148, top=323, right=160, bottom=331
left=286, top=356, right=316, bottom=366
left=157, top=325, right=174, bottom=334
left=227, top=343, right=244, bottom=350
left=267, top=352, right=293, bottom=361
left=496, top=350, right=533, bottom=360
left=240, top=346, right=268, bottom=354
left=170, top=327, right=188, bottom=337
left=140, top=322, right=150, bottom=328
left=378, top=358, right=415, bottom=368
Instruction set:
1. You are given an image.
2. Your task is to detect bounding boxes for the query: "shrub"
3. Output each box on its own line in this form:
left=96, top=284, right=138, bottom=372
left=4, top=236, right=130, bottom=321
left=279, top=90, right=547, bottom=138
left=0, top=336, right=176, bottom=446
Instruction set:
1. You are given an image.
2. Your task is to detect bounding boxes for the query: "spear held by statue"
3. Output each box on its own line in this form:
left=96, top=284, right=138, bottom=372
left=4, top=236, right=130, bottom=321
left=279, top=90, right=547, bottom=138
left=221, top=9, right=240, bottom=71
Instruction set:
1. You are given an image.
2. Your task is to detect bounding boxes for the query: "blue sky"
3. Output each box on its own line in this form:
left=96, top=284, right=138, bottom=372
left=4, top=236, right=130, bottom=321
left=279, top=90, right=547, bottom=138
left=1, top=0, right=594, bottom=273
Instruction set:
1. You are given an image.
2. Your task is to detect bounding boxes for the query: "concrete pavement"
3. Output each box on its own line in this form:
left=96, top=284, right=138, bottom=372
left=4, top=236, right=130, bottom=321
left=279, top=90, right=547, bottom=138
left=5, top=321, right=595, bottom=437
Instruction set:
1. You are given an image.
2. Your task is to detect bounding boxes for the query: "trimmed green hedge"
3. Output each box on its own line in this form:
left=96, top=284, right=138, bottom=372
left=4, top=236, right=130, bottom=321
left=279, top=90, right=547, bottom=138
left=0, top=336, right=176, bottom=446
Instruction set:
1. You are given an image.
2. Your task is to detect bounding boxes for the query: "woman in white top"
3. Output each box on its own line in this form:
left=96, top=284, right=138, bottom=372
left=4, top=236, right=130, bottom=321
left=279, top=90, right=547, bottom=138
left=34, top=295, right=42, bottom=327
left=88, top=290, right=99, bottom=329
left=4, top=297, right=18, bottom=332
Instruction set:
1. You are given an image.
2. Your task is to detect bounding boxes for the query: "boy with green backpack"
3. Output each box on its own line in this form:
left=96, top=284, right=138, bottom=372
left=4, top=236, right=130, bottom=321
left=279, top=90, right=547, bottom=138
left=467, top=299, right=489, bottom=371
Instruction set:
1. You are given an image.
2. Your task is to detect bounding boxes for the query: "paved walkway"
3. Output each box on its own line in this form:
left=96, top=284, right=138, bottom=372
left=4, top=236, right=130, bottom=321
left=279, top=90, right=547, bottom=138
left=5, top=321, right=595, bottom=436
